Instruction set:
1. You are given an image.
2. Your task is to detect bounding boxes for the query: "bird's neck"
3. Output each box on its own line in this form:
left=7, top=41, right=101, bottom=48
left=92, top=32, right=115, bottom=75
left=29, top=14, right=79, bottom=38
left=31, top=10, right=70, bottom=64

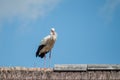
left=50, top=32, right=57, bottom=40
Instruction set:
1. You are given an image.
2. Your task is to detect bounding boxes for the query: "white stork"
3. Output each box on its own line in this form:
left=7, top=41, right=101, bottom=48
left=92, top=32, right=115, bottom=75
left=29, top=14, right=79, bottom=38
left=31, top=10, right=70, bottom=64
left=36, top=28, right=57, bottom=67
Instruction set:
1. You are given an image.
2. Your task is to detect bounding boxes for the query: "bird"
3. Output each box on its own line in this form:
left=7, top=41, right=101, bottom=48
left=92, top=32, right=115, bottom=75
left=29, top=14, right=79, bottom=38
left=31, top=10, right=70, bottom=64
left=36, top=28, right=57, bottom=67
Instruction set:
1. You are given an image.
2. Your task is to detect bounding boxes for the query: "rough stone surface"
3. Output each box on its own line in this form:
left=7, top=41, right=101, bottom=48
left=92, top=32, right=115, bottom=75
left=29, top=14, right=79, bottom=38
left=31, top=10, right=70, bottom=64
left=0, top=64, right=120, bottom=79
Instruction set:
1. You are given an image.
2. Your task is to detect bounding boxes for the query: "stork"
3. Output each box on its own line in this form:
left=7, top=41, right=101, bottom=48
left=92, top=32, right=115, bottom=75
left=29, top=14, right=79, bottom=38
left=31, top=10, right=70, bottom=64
left=36, top=28, right=57, bottom=67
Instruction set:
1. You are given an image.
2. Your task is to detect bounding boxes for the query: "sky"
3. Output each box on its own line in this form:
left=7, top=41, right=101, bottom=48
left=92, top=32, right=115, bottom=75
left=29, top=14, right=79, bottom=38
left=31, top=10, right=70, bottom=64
left=0, top=0, right=120, bottom=68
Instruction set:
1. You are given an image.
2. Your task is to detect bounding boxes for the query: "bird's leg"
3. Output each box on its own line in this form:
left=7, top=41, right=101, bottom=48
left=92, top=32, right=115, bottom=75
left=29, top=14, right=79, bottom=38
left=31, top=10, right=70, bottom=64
left=44, top=55, right=46, bottom=69
left=49, top=50, right=51, bottom=59
left=49, top=50, right=51, bottom=68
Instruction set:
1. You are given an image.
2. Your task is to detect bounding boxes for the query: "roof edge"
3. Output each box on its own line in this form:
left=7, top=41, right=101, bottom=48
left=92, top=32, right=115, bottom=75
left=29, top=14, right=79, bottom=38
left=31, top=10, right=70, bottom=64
left=54, top=64, right=120, bottom=71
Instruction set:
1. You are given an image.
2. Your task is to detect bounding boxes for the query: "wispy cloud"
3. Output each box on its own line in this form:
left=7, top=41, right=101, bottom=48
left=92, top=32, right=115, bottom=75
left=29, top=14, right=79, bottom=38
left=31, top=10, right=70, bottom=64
left=0, top=0, right=61, bottom=32
left=0, top=0, right=60, bottom=19
left=99, top=0, right=120, bottom=24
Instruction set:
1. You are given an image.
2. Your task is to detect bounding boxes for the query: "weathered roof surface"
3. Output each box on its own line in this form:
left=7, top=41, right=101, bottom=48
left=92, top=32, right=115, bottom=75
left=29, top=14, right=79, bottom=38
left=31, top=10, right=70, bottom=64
left=54, top=64, right=120, bottom=71
left=0, top=64, right=120, bottom=79
left=0, top=67, right=53, bottom=71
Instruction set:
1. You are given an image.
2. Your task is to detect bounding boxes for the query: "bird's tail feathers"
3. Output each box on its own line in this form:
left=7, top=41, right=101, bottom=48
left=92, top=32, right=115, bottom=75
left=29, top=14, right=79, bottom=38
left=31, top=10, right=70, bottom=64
left=36, top=45, right=45, bottom=57
left=39, top=53, right=46, bottom=58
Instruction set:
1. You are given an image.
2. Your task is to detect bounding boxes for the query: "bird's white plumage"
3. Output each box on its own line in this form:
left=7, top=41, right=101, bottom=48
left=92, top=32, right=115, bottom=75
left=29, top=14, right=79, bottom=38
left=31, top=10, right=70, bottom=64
left=36, top=28, right=57, bottom=57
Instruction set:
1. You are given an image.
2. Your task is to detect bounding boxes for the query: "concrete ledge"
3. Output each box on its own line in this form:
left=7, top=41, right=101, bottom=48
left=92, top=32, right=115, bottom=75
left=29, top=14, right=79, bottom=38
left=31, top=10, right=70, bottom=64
left=54, top=64, right=87, bottom=71
left=88, top=64, right=120, bottom=70
left=54, top=64, right=120, bottom=71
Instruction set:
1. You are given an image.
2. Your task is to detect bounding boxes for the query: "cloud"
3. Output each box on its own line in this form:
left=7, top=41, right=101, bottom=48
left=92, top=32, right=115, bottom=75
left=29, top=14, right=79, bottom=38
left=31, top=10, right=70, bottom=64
left=99, top=0, right=120, bottom=24
left=0, top=0, right=60, bottom=19
left=0, top=0, right=61, bottom=32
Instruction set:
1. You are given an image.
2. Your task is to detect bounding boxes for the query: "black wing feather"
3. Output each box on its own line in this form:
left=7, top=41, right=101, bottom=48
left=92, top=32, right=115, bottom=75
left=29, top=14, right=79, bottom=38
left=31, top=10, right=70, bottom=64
left=36, top=45, right=45, bottom=57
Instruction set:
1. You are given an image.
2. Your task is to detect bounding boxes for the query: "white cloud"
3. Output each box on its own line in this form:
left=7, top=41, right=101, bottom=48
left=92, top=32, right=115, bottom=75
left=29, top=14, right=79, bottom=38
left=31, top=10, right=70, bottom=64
left=99, top=0, right=120, bottom=24
left=0, top=0, right=61, bottom=32
left=0, top=0, right=60, bottom=19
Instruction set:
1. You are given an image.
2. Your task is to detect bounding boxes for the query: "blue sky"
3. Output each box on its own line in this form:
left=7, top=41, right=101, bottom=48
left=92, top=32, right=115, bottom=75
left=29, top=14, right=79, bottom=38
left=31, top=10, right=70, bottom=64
left=0, top=0, right=120, bottom=68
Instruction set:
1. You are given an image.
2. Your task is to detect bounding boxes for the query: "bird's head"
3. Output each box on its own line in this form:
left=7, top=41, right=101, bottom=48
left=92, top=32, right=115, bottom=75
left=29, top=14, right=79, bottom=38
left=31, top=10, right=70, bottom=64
left=50, top=28, right=55, bottom=35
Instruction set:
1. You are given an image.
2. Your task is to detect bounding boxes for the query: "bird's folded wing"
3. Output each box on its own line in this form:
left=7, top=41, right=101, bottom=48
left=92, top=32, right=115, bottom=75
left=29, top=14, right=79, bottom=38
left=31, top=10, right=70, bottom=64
left=40, top=35, right=51, bottom=45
